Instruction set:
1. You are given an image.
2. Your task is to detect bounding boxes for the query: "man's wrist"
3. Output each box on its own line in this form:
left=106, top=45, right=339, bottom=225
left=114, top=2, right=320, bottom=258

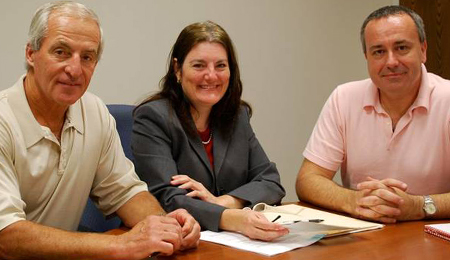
left=406, top=195, right=426, bottom=220
left=344, top=190, right=362, bottom=216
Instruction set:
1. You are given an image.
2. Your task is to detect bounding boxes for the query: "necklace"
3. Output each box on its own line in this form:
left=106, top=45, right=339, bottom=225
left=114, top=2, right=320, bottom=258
left=201, top=130, right=213, bottom=145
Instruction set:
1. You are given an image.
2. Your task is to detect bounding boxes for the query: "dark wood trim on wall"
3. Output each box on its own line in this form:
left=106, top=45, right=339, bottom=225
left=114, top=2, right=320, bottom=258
left=400, top=0, right=450, bottom=79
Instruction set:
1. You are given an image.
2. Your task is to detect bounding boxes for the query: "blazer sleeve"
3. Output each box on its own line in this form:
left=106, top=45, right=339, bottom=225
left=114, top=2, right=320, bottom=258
left=131, top=102, right=226, bottom=231
left=226, top=108, right=286, bottom=206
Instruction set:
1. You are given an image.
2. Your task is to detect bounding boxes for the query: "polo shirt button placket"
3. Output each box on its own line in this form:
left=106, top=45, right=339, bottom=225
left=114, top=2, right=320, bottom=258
left=58, top=149, right=66, bottom=175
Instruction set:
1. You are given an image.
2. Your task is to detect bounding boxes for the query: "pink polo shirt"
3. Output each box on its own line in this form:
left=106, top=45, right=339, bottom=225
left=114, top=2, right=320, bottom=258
left=304, top=65, right=450, bottom=195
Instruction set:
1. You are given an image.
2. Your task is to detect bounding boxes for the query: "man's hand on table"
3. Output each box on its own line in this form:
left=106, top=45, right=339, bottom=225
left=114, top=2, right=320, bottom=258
left=115, top=209, right=200, bottom=259
left=166, top=208, right=201, bottom=250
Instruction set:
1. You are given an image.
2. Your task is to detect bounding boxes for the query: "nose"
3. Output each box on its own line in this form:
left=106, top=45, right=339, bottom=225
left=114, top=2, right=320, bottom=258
left=204, top=65, right=218, bottom=82
left=385, top=51, right=399, bottom=68
left=64, top=54, right=82, bottom=79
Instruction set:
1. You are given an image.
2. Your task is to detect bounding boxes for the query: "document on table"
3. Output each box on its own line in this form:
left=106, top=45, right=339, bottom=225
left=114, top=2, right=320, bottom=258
left=200, top=229, right=325, bottom=256
left=253, top=203, right=383, bottom=237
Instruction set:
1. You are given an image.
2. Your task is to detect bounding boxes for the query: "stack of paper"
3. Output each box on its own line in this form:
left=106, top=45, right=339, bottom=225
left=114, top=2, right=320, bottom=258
left=200, top=203, right=384, bottom=256
left=200, top=230, right=324, bottom=256
left=254, top=203, right=383, bottom=237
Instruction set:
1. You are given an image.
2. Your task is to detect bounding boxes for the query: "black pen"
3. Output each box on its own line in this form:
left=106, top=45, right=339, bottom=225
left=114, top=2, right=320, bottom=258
left=271, top=215, right=281, bottom=222
left=283, top=219, right=324, bottom=224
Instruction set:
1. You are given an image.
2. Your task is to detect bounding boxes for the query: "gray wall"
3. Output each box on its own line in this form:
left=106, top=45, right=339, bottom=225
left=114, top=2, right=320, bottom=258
left=0, top=0, right=398, bottom=202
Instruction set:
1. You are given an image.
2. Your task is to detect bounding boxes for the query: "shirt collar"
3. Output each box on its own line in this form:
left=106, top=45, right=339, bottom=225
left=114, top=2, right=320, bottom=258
left=363, top=64, right=433, bottom=113
left=8, top=75, right=84, bottom=148
left=65, top=97, right=84, bottom=135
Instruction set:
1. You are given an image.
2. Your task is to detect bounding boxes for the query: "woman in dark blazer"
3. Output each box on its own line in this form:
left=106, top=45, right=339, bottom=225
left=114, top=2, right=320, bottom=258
left=132, top=21, right=288, bottom=241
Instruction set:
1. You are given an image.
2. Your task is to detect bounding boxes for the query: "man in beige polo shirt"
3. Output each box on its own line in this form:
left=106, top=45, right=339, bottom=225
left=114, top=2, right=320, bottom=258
left=0, top=1, right=200, bottom=259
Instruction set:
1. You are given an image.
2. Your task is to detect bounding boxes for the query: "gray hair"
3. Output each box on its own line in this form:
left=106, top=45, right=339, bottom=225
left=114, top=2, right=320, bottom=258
left=26, top=1, right=104, bottom=69
left=360, top=5, right=426, bottom=53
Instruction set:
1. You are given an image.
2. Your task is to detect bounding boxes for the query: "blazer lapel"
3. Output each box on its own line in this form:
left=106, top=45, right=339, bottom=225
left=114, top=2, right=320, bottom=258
left=187, top=133, right=215, bottom=175
left=212, top=128, right=230, bottom=176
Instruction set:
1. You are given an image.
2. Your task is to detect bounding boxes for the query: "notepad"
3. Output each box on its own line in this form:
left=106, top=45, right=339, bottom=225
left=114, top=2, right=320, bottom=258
left=424, top=223, right=450, bottom=242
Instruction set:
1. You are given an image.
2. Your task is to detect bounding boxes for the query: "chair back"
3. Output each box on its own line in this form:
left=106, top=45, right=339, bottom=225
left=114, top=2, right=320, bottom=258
left=78, top=104, right=135, bottom=232
left=106, top=104, right=135, bottom=161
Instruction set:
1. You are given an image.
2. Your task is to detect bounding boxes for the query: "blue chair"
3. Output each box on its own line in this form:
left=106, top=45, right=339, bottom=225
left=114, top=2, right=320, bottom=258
left=78, top=104, right=135, bottom=232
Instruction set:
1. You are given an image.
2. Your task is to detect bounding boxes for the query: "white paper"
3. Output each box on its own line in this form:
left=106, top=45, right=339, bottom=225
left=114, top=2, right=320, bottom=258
left=254, top=203, right=384, bottom=236
left=200, top=230, right=324, bottom=256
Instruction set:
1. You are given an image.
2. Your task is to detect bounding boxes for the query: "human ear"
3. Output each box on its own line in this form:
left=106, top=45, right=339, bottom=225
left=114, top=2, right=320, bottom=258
left=25, top=43, right=36, bottom=69
left=420, top=40, right=427, bottom=64
left=174, top=58, right=181, bottom=82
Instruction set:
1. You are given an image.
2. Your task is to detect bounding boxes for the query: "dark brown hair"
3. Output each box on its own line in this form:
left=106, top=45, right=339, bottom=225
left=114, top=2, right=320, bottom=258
left=360, top=5, right=426, bottom=53
left=137, top=20, right=251, bottom=137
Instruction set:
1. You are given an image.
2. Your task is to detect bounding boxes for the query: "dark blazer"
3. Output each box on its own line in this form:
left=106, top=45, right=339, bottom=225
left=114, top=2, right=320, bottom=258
left=132, top=99, right=285, bottom=231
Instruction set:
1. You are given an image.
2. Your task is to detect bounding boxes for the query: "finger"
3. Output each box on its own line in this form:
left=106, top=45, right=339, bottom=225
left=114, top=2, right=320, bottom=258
left=170, top=176, right=191, bottom=185
left=180, top=180, right=205, bottom=191
left=377, top=216, right=397, bottom=224
left=357, top=180, right=387, bottom=191
left=153, top=241, right=175, bottom=256
left=355, top=206, right=385, bottom=220
left=355, top=206, right=397, bottom=223
left=159, top=216, right=183, bottom=229
left=179, top=213, right=196, bottom=237
left=170, top=179, right=188, bottom=185
left=358, top=195, right=387, bottom=207
left=171, top=174, right=189, bottom=180
left=166, top=209, right=197, bottom=237
left=360, top=188, right=373, bottom=196
left=372, top=189, right=404, bottom=205
left=178, top=181, right=195, bottom=189
left=160, top=229, right=182, bottom=253
left=258, top=229, right=289, bottom=241
left=366, top=176, right=408, bottom=191
left=358, top=193, right=399, bottom=207
left=379, top=178, right=408, bottom=191
left=251, top=213, right=288, bottom=231
left=369, top=204, right=401, bottom=217
left=181, top=223, right=201, bottom=250
left=186, top=190, right=201, bottom=198
left=247, top=226, right=289, bottom=241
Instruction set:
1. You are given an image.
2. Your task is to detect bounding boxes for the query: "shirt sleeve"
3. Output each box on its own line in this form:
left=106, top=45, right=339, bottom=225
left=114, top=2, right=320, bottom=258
left=132, top=103, right=226, bottom=231
left=303, top=87, right=345, bottom=171
left=89, top=100, right=148, bottom=216
left=0, top=116, right=26, bottom=231
left=225, top=107, right=286, bottom=207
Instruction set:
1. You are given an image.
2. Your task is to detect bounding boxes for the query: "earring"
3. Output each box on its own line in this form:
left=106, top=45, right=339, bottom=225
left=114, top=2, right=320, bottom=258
left=177, top=78, right=181, bottom=84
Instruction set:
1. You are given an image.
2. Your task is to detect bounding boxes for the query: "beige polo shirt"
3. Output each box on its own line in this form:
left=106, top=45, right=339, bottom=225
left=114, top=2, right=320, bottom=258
left=0, top=76, right=148, bottom=231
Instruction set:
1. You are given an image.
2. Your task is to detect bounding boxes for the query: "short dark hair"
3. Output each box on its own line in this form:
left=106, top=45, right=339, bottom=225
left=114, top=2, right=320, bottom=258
left=137, top=21, right=251, bottom=137
left=360, top=5, right=426, bottom=53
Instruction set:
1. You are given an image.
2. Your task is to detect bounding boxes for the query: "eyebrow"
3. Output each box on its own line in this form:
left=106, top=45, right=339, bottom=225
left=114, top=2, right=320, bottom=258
left=50, top=40, right=98, bottom=55
left=50, top=40, right=71, bottom=50
left=189, top=59, right=228, bottom=63
left=393, top=40, right=411, bottom=45
left=368, top=40, right=411, bottom=51
left=368, top=44, right=384, bottom=51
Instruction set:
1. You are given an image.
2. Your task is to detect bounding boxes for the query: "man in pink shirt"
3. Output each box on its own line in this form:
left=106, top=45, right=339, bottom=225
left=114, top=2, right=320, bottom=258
left=296, top=5, right=450, bottom=223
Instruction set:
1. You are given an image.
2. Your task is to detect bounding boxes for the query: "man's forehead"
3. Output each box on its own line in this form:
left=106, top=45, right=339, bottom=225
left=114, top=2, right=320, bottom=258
left=365, top=14, right=418, bottom=43
left=367, top=14, right=411, bottom=30
left=45, top=13, right=101, bottom=47
left=48, top=12, right=100, bottom=31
